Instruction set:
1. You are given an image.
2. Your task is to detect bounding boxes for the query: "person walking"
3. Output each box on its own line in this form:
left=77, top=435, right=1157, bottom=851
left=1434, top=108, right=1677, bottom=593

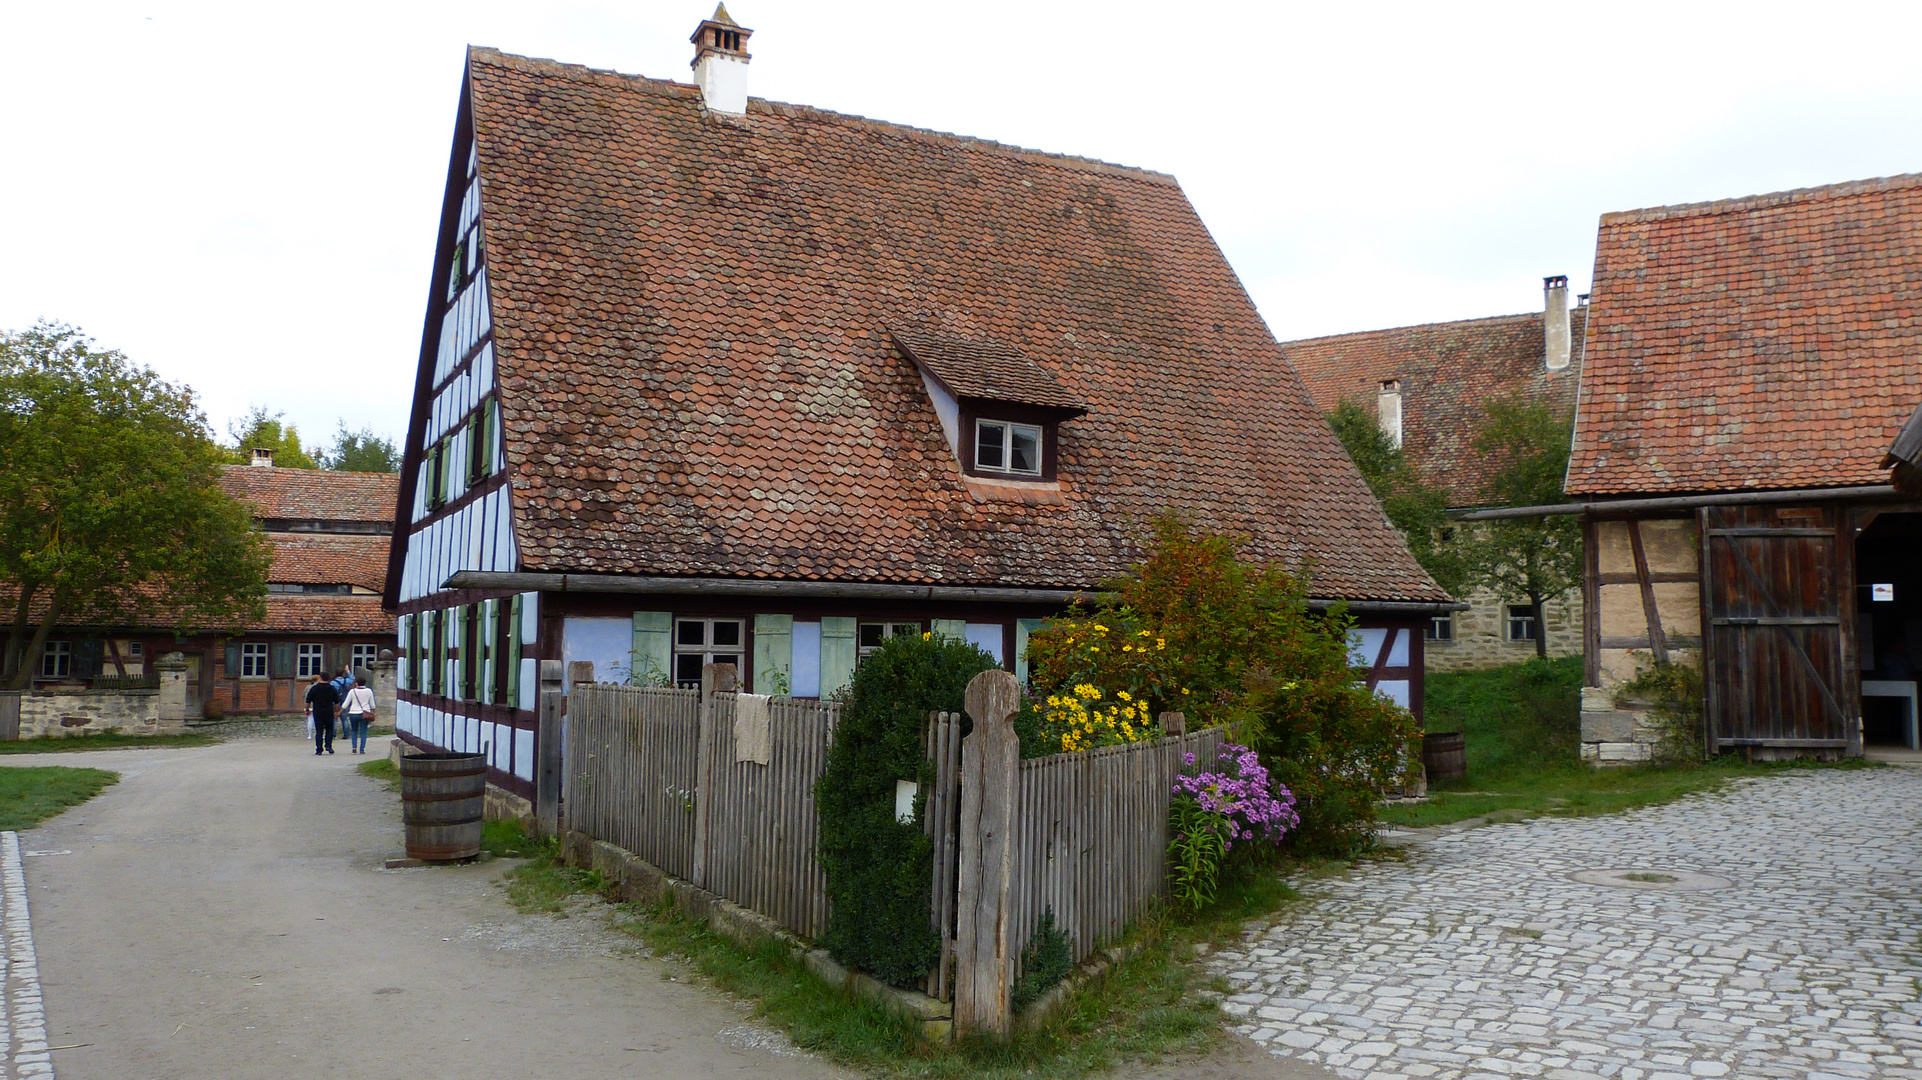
left=305, top=674, right=340, bottom=756
left=331, top=665, right=355, bottom=708
left=341, top=677, right=376, bottom=754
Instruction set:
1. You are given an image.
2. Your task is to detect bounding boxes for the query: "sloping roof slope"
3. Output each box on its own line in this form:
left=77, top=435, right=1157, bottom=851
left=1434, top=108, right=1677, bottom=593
left=1568, top=174, right=1922, bottom=496
left=267, top=534, right=389, bottom=591
left=219, top=466, right=398, bottom=524
left=1284, top=309, right=1585, bottom=507
left=464, top=48, right=1445, bottom=602
left=893, top=328, right=1087, bottom=412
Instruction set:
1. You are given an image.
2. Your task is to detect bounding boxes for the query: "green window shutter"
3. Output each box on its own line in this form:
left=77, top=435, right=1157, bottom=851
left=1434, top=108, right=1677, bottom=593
left=329, top=644, right=350, bottom=674
left=930, top=619, right=967, bottom=642
left=403, top=615, right=418, bottom=691
left=819, top=617, right=857, bottom=699
left=1015, top=618, right=1046, bottom=687
left=506, top=596, right=525, bottom=708
left=752, top=614, right=794, bottom=695
left=630, top=611, right=671, bottom=686
left=270, top=642, right=295, bottom=678
left=479, top=599, right=497, bottom=705
left=225, top=643, right=241, bottom=677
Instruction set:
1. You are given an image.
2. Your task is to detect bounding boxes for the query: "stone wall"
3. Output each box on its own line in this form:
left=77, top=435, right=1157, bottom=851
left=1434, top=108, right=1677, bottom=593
left=1581, top=517, right=1702, bottom=766
left=1424, top=582, right=1583, bottom=672
left=19, top=688, right=178, bottom=738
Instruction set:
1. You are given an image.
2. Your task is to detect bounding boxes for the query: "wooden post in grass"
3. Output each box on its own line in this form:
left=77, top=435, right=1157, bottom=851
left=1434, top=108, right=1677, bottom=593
left=953, top=669, right=1021, bottom=1038
left=535, top=660, right=564, bottom=837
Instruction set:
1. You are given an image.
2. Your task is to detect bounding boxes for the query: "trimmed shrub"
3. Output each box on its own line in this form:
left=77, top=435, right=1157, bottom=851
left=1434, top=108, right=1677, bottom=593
left=815, top=631, right=997, bottom=988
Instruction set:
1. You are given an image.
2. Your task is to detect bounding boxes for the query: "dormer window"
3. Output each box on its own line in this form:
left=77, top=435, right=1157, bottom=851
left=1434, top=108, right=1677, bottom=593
left=975, top=420, right=1042, bottom=476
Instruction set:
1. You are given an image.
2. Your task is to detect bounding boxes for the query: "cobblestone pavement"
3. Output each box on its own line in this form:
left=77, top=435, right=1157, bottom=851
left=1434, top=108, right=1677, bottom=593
left=1208, top=768, right=1922, bottom=1080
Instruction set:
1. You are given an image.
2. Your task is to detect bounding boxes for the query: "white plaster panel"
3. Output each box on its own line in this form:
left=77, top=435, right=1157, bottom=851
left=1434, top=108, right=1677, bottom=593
left=1376, top=679, right=1411, bottom=710
left=518, top=659, right=538, bottom=711
left=521, top=594, right=540, bottom=644
left=514, top=728, right=535, bottom=781
left=1347, top=628, right=1387, bottom=668
left=1386, top=628, right=1409, bottom=668
left=791, top=622, right=822, bottom=698
left=965, top=623, right=1005, bottom=665
left=563, top=617, right=633, bottom=689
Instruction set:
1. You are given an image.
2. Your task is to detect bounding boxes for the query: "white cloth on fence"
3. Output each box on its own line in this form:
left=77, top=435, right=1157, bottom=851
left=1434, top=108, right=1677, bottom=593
left=733, top=693, right=772, bottom=765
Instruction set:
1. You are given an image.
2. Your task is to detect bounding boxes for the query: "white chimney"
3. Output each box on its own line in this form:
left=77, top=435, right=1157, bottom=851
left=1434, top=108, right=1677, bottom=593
left=1544, top=275, right=1571, bottom=372
left=690, top=4, right=753, bottom=117
left=250, top=447, right=275, bottom=468
left=1377, top=380, right=1403, bottom=450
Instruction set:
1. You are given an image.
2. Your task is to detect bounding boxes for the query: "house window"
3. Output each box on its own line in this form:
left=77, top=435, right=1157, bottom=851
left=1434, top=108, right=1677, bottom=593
left=126, top=640, right=142, bottom=658
left=240, top=643, right=270, bottom=678
left=674, top=618, right=745, bottom=689
left=1506, top=604, right=1541, bottom=643
left=467, top=399, right=496, bottom=485
left=426, top=440, right=448, bottom=511
left=352, top=644, right=380, bottom=672
left=974, top=419, right=1042, bottom=476
left=858, top=622, right=922, bottom=659
left=1426, top=613, right=1454, bottom=641
left=39, top=641, right=71, bottom=679
left=296, top=644, right=327, bottom=679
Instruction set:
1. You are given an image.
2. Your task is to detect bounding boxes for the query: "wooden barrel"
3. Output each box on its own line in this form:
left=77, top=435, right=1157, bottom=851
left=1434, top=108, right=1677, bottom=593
left=400, top=752, right=487, bottom=860
left=1422, top=731, right=1466, bottom=782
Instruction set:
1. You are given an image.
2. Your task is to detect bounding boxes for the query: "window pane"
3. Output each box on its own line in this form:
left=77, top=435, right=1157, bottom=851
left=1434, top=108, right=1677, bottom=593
left=711, top=621, right=742, bottom=648
left=676, top=653, right=706, bottom=683
left=890, top=623, right=919, bottom=638
left=858, top=624, right=884, bottom=648
left=976, top=422, right=1006, bottom=469
left=1010, top=425, right=1041, bottom=473
left=677, top=620, right=707, bottom=647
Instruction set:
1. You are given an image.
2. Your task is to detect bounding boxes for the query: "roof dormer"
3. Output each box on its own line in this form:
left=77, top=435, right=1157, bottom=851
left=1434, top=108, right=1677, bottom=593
left=892, top=328, right=1086, bottom=485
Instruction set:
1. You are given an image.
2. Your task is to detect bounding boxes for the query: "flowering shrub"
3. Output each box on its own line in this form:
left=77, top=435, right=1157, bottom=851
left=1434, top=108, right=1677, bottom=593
left=1168, top=742, right=1298, bottom=909
left=1029, top=620, right=1182, bottom=751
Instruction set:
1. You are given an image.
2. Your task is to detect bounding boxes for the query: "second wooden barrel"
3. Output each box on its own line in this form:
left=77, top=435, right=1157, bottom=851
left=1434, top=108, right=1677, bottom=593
left=1422, top=731, right=1467, bottom=782
left=400, top=752, right=487, bottom=860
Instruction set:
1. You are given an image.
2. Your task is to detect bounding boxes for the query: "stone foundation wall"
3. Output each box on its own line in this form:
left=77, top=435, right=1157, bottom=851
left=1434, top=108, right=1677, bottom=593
left=1424, top=583, right=1583, bottom=672
left=20, top=688, right=176, bottom=738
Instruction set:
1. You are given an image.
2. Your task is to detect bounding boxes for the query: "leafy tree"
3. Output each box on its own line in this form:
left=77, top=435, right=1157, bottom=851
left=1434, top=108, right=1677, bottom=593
left=1462, top=394, right=1582, bottom=659
left=1326, top=400, right=1465, bottom=594
left=0, top=324, right=271, bottom=688
left=225, top=406, right=318, bottom=469
left=321, top=422, right=400, bottom=473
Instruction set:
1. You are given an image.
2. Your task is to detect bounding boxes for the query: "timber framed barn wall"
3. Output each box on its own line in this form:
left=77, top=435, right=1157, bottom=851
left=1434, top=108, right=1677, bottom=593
left=1564, top=173, right=1922, bottom=763
left=383, top=20, right=1453, bottom=810
left=1285, top=278, right=1586, bottom=672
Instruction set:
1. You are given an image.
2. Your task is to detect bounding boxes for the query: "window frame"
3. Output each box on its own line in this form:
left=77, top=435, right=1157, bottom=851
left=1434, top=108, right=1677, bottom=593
left=351, top=643, right=380, bottom=672
left=672, top=617, right=747, bottom=690
left=39, top=641, right=71, bottom=679
left=972, top=418, right=1044, bottom=477
left=1425, top=612, right=1454, bottom=642
left=296, top=643, right=327, bottom=679
left=1505, top=603, right=1541, bottom=643
left=857, top=622, right=923, bottom=660
left=956, top=400, right=1062, bottom=481
left=240, top=643, right=270, bottom=679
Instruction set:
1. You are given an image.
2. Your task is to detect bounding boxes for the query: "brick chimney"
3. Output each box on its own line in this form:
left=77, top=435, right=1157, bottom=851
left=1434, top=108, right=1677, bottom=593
left=250, top=447, right=275, bottom=468
left=690, top=4, right=753, bottom=117
left=1544, top=275, right=1571, bottom=372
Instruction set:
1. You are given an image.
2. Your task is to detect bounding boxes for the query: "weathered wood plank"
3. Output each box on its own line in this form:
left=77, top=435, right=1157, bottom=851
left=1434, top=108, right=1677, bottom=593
left=954, top=670, right=1022, bottom=1039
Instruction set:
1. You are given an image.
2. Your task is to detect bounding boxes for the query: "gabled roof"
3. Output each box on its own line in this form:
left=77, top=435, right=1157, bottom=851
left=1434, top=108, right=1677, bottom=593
left=266, top=534, right=389, bottom=591
left=1568, top=173, right=1922, bottom=496
left=892, top=328, right=1087, bottom=413
left=219, top=466, right=398, bottom=524
left=460, top=48, right=1445, bottom=603
left=1284, top=309, right=1585, bottom=506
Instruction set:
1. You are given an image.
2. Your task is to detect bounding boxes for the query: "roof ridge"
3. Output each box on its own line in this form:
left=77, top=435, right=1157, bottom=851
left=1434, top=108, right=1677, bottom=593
left=1280, top=309, right=1548, bottom=347
left=1600, top=171, right=1922, bottom=227
left=467, top=46, right=1179, bottom=187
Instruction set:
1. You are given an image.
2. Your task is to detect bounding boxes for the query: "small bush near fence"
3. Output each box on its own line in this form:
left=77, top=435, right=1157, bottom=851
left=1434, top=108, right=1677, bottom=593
left=815, top=631, right=997, bottom=988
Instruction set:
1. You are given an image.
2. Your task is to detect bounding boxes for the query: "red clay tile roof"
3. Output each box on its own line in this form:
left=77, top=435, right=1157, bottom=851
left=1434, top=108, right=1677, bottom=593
left=466, top=49, right=1446, bottom=603
left=892, top=328, right=1087, bottom=413
left=258, top=595, right=392, bottom=635
left=1568, top=173, right=1922, bottom=496
left=1284, top=309, right=1585, bottom=507
left=267, top=534, right=390, bottom=591
left=218, top=466, right=398, bottom=523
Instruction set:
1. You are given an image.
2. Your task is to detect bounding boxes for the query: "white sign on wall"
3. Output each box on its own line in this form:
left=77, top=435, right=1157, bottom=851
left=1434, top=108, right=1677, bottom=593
left=1873, top=583, right=1896, bottom=602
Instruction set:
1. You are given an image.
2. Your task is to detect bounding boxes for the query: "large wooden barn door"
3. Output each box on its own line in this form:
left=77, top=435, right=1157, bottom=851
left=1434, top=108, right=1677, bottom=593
left=1700, top=504, right=1858, bottom=755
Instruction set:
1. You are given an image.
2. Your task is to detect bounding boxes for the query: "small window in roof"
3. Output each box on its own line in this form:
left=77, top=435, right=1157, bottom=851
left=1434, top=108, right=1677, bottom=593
left=975, top=420, right=1042, bottom=476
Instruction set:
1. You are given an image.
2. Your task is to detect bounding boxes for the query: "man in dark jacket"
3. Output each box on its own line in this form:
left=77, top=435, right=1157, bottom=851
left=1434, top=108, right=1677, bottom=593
left=305, top=674, right=340, bottom=756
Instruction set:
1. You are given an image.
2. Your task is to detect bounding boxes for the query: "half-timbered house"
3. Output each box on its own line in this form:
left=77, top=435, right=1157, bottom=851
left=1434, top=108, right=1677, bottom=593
left=384, top=10, right=1453, bottom=814
left=1286, top=278, right=1587, bottom=670
left=1478, top=174, right=1922, bottom=762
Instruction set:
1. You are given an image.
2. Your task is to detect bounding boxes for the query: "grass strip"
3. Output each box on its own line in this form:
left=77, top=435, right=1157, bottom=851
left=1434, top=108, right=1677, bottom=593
left=0, top=732, right=218, bottom=755
left=355, top=758, right=401, bottom=791
left=0, top=766, right=119, bottom=830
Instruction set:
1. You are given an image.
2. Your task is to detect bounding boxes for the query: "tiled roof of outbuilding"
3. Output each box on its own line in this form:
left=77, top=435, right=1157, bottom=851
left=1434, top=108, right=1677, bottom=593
left=219, top=466, right=398, bottom=524
left=1284, top=309, right=1585, bottom=507
left=465, top=49, right=1446, bottom=603
left=259, top=596, right=391, bottom=635
left=267, top=534, right=390, bottom=591
left=1568, top=173, right=1922, bottom=496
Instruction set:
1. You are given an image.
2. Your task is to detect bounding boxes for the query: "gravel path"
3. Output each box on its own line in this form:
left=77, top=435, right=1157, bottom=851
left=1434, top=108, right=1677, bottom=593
left=1208, top=768, right=1922, bottom=1080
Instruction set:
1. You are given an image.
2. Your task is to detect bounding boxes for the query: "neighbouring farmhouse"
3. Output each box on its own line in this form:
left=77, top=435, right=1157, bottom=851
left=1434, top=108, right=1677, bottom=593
left=17, top=456, right=398, bottom=734
left=383, top=11, right=1453, bottom=816
left=1286, top=278, right=1586, bottom=670
left=1529, top=174, right=1922, bottom=763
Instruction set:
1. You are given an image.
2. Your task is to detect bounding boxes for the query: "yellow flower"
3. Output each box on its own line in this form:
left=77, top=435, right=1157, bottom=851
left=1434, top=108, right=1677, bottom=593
left=1122, top=644, right=1133, bottom=652
left=1094, top=624, right=1109, bottom=633
left=1089, top=646, right=1099, bottom=653
left=1138, top=630, right=1150, bottom=637
left=1180, top=687, right=1191, bottom=695
left=921, top=631, right=931, bottom=640
left=1116, top=690, right=1132, bottom=702
left=1156, top=638, right=1166, bottom=650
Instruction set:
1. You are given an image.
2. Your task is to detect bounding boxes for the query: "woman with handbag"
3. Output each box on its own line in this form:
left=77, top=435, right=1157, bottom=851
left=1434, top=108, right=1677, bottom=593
left=342, top=677, right=377, bottom=754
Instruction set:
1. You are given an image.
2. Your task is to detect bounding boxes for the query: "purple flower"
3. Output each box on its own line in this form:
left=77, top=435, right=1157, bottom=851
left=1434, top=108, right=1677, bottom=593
left=1172, top=743, right=1298, bottom=850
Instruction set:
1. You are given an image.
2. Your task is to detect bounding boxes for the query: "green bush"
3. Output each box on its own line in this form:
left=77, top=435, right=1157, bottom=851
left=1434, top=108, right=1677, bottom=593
left=815, top=631, right=997, bottom=988
left=1426, top=656, right=1583, bottom=777
left=1616, top=653, right=1705, bottom=763
left=1010, top=907, right=1075, bottom=1012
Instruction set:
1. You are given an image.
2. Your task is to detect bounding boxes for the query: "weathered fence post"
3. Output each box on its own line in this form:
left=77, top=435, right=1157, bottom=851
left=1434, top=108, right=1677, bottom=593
left=1159, top=710, right=1185, bottom=736
left=954, top=669, right=1021, bottom=1039
left=535, top=659, right=565, bottom=837
left=692, top=662, right=738, bottom=891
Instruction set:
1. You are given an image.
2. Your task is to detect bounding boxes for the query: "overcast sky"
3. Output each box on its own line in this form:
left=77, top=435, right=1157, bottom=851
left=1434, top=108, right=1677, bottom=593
left=4, top=0, right=1921, bottom=454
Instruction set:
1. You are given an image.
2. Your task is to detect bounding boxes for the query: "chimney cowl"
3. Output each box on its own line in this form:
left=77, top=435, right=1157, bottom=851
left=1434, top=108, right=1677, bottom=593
left=250, top=447, right=275, bottom=468
left=1543, top=275, right=1571, bottom=373
left=690, top=4, right=753, bottom=117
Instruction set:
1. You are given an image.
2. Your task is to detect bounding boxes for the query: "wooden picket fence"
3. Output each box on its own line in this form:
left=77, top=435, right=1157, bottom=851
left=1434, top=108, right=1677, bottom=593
left=562, top=677, right=839, bottom=940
